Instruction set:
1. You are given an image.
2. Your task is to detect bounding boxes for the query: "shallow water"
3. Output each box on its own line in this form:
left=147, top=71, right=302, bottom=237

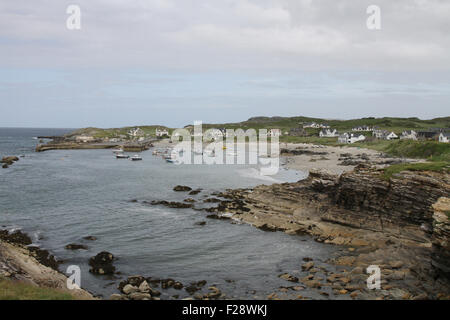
left=0, top=128, right=343, bottom=299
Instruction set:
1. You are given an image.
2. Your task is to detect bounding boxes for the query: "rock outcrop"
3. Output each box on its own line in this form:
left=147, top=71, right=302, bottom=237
left=89, top=251, right=116, bottom=275
left=212, top=166, right=449, bottom=246
left=173, top=185, right=192, bottom=192
left=1, top=156, right=19, bottom=168
left=202, top=166, right=450, bottom=298
left=0, top=230, right=94, bottom=299
left=431, top=197, right=450, bottom=277
left=65, top=243, right=88, bottom=250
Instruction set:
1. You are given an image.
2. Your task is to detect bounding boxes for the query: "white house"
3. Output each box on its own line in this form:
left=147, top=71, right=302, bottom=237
left=128, top=128, right=144, bottom=137
left=268, top=129, right=281, bottom=137
left=373, top=130, right=398, bottom=140
left=352, top=125, right=372, bottom=132
left=338, top=133, right=366, bottom=144
left=155, top=128, right=169, bottom=137
left=319, top=128, right=339, bottom=137
left=204, top=129, right=224, bottom=140
left=400, top=130, right=418, bottom=140
left=303, top=122, right=329, bottom=129
left=372, top=129, right=385, bottom=139
left=385, top=132, right=399, bottom=140
left=75, top=135, right=95, bottom=143
left=439, top=132, right=450, bottom=143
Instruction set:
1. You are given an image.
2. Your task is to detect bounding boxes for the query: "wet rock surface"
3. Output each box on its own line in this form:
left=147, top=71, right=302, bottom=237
left=146, top=200, right=193, bottom=209
left=431, top=197, right=450, bottom=278
left=0, top=229, right=62, bottom=271
left=1, top=156, right=19, bottom=166
left=65, top=243, right=88, bottom=250
left=123, top=166, right=450, bottom=300
left=185, top=167, right=450, bottom=299
left=89, top=251, right=116, bottom=275
left=113, top=275, right=220, bottom=300
left=173, top=185, right=192, bottom=192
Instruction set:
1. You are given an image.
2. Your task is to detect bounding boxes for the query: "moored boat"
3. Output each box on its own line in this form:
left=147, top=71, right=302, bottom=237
left=131, top=154, right=142, bottom=161
left=116, top=153, right=129, bottom=159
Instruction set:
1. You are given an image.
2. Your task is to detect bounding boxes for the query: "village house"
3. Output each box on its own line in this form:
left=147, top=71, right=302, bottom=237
left=204, top=128, right=224, bottom=140
left=268, top=129, right=281, bottom=137
left=400, top=130, right=418, bottom=140
left=372, top=129, right=385, bottom=139
left=372, top=130, right=398, bottom=140
left=439, top=132, right=450, bottom=143
left=385, top=132, right=399, bottom=140
left=351, top=125, right=373, bottom=132
left=338, top=133, right=366, bottom=144
left=418, top=131, right=438, bottom=140
left=303, top=122, right=330, bottom=129
left=155, top=128, right=169, bottom=137
left=75, top=135, right=95, bottom=143
left=319, top=128, right=339, bottom=137
left=128, top=128, right=144, bottom=137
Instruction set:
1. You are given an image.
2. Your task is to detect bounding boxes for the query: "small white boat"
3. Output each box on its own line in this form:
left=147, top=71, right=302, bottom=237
left=131, top=154, right=142, bottom=161
left=116, top=153, right=129, bottom=159
left=112, top=148, right=124, bottom=153
left=164, top=155, right=176, bottom=163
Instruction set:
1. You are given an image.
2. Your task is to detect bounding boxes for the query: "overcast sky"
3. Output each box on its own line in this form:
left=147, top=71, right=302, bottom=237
left=1, top=0, right=449, bottom=128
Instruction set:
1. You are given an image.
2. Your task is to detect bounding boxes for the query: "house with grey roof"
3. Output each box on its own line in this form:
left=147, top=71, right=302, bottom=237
left=439, top=132, right=450, bottom=143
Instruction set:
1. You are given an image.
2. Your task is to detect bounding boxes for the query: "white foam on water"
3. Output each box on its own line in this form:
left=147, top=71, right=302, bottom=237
left=236, top=168, right=282, bottom=183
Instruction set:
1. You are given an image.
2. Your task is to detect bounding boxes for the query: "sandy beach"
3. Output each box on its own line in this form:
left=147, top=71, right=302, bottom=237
left=153, top=139, right=421, bottom=175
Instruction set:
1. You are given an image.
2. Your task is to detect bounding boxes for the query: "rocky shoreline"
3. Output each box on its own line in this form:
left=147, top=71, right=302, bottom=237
left=0, top=229, right=95, bottom=299
left=147, top=166, right=450, bottom=300
left=2, top=139, right=449, bottom=300
left=280, top=143, right=422, bottom=175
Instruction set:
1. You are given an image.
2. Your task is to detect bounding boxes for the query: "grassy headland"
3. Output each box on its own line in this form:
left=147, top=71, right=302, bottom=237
left=0, top=277, right=74, bottom=300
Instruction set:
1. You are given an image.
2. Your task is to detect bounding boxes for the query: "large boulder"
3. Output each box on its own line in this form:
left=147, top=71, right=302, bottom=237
left=173, top=185, right=192, bottom=192
left=122, top=284, right=138, bottom=295
left=89, top=251, right=116, bottom=275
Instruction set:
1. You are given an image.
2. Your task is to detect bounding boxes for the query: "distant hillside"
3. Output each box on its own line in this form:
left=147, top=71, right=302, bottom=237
left=201, top=116, right=450, bottom=134
left=64, top=116, right=450, bottom=138
left=64, top=125, right=171, bottom=139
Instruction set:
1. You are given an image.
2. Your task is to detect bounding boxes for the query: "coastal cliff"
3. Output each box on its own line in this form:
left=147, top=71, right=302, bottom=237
left=215, top=165, right=449, bottom=244
left=432, top=197, right=450, bottom=276
left=201, top=166, right=450, bottom=299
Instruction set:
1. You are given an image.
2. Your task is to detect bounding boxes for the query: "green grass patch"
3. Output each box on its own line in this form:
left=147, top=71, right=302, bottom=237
left=352, top=139, right=450, bottom=162
left=0, top=278, right=74, bottom=300
left=382, top=161, right=450, bottom=180
left=279, top=135, right=343, bottom=146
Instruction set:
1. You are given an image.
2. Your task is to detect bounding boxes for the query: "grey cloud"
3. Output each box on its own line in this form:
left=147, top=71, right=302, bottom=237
left=0, top=0, right=449, bottom=70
